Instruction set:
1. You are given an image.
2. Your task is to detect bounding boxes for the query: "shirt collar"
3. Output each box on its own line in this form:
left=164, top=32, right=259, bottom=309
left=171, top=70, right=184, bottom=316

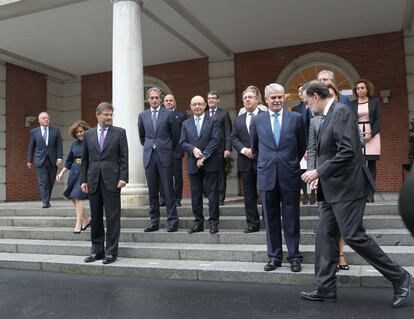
left=195, top=113, right=205, bottom=121
left=323, top=98, right=335, bottom=116
left=268, top=108, right=283, bottom=117
left=151, top=106, right=161, bottom=112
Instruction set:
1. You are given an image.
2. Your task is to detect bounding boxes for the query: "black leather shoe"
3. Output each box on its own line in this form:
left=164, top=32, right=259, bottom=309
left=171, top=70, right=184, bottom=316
left=102, top=255, right=117, bottom=265
left=209, top=225, right=219, bottom=234
left=42, top=202, right=50, bottom=208
left=144, top=224, right=159, bottom=232
left=176, top=201, right=182, bottom=207
left=290, top=261, right=302, bottom=272
left=366, top=195, right=374, bottom=203
left=188, top=225, right=204, bottom=234
left=219, top=200, right=225, bottom=206
left=159, top=202, right=166, bottom=207
left=244, top=226, right=259, bottom=233
left=264, top=260, right=281, bottom=271
left=300, top=289, right=337, bottom=302
left=84, top=253, right=104, bottom=263
left=392, top=272, right=411, bottom=308
left=167, top=226, right=178, bottom=232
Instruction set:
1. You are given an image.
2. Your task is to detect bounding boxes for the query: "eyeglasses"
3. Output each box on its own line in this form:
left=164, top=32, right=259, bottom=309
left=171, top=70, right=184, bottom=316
left=191, top=102, right=205, bottom=107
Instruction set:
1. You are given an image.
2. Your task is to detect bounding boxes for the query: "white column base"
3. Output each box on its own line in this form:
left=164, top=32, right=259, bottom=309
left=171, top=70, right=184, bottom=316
left=121, top=183, right=149, bottom=207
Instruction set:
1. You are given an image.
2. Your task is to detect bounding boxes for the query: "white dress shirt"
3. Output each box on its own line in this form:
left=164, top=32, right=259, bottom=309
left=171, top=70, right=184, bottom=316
left=268, top=108, right=283, bottom=133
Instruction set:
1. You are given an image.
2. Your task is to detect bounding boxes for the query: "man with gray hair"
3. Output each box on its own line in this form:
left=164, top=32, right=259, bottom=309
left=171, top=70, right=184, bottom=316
left=250, top=83, right=306, bottom=273
left=317, top=70, right=351, bottom=106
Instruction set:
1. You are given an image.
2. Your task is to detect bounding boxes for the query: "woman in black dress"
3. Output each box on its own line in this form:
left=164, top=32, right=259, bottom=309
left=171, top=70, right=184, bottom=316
left=56, top=121, right=90, bottom=233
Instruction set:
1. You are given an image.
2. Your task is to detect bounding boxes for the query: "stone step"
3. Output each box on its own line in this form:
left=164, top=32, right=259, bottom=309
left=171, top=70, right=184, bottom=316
left=0, top=252, right=412, bottom=288
left=1, top=226, right=412, bottom=246
left=0, top=215, right=406, bottom=230
left=0, top=203, right=400, bottom=217
left=0, top=238, right=413, bottom=266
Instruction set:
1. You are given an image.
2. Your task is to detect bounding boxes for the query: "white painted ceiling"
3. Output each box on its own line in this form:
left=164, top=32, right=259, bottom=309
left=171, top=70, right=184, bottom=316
left=0, top=0, right=410, bottom=76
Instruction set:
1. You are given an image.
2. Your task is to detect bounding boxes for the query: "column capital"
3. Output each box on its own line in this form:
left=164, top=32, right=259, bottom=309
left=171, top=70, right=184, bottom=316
left=112, top=0, right=143, bottom=5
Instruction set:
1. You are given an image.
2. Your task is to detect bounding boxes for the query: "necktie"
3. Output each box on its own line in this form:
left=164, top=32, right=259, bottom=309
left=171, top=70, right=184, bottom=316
left=196, top=117, right=201, bottom=137
left=99, top=128, right=106, bottom=152
left=274, top=113, right=281, bottom=146
left=247, top=113, right=253, bottom=132
left=42, top=127, right=47, bottom=145
left=152, top=110, right=158, bottom=130
left=210, top=109, right=216, bottom=117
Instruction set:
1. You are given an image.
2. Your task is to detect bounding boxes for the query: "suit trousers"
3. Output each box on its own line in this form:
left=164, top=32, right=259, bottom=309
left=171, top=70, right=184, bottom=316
left=189, top=169, right=219, bottom=227
left=217, top=155, right=227, bottom=202
left=36, top=157, right=57, bottom=203
left=88, top=174, right=121, bottom=257
left=240, top=168, right=260, bottom=228
left=261, top=182, right=302, bottom=263
left=145, top=151, right=178, bottom=227
left=159, top=158, right=183, bottom=203
left=315, top=198, right=406, bottom=291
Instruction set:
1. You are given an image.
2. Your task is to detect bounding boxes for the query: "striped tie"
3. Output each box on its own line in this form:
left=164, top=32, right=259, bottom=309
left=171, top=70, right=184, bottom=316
left=152, top=110, right=158, bottom=130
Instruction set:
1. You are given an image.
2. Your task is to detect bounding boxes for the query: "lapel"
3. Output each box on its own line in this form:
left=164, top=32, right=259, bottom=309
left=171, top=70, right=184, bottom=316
left=92, top=127, right=100, bottom=153
left=279, top=110, right=291, bottom=147
left=263, top=112, right=276, bottom=148
left=199, top=115, right=209, bottom=138
left=153, top=107, right=165, bottom=136
left=101, top=126, right=114, bottom=153
left=317, top=101, right=336, bottom=148
left=37, top=127, right=47, bottom=147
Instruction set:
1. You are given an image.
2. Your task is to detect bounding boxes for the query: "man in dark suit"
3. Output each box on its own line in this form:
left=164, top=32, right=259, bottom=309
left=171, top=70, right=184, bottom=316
left=205, top=91, right=232, bottom=205
left=27, top=112, right=63, bottom=208
left=80, top=102, right=128, bottom=265
left=250, top=83, right=306, bottom=273
left=180, top=95, right=220, bottom=234
left=160, top=94, right=187, bottom=207
left=317, top=70, right=352, bottom=107
left=292, top=84, right=315, bottom=205
left=231, top=87, right=262, bottom=233
left=138, top=87, right=180, bottom=232
left=300, top=81, right=410, bottom=307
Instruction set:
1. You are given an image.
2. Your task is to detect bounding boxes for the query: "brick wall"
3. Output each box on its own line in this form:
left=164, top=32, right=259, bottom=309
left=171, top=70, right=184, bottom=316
left=235, top=31, right=409, bottom=192
left=81, top=58, right=209, bottom=196
left=6, top=63, right=47, bottom=201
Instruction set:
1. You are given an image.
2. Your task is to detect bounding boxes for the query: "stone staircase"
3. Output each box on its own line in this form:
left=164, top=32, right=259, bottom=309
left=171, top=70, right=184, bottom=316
left=0, top=199, right=412, bottom=287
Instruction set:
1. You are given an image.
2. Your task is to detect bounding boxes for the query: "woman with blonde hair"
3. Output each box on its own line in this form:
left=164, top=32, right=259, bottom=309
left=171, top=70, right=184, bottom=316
left=56, top=120, right=91, bottom=233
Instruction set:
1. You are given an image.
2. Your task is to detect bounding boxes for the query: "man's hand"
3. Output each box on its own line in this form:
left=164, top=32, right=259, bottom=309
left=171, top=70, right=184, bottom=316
left=302, top=169, right=319, bottom=184
left=310, top=179, right=319, bottom=190
left=224, top=150, right=231, bottom=158
left=244, top=148, right=255, bottom=159
left=117, top=180, right=127, bottom=189
left=196, top=158, right=204, bottom=168
left=81, top=183, right=88, bottom=193
left=56, top=159, right=62, bottom=166
left=27, top=163, right=33, bottom=169
left=193, top=147, right=203, bottom=159
left=364, top=132, right=372, bottom=142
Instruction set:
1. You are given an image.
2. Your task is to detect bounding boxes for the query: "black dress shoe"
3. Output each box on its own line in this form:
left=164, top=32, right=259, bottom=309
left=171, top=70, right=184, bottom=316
left=290, top=261, right=302, bottom=272
left=366, top=195, right=374, bottom=203
left=159, top=202, right=166, bottom=207
left=264, top=260, right=281, bottom=271
left=188, top=225, right=204, bottom=234
left=176, top=201, right=182, bottom=207
left=102, top=255, right=117, bottom=265
left=244, top=226, right=259, bottom=233
left=300, top=289, right=337, bottom=302
left=392, top=272, right=411, bottom=308
left=167, top=226, right=178, bottom=232
left=42, top=202, right=51, bottom=208
left=219, top=200, right=225, bottom=206
left=209, top=226, right=219, bottom=234
left=144, top=224, right=159, bottom=232
left=84, top=253, right=105, bottom=263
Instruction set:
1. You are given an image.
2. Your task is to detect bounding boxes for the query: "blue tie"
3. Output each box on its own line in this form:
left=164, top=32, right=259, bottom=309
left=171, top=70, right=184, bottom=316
left=273, top=113, right=281, bottom=146
left=196, top=117, right=201, bottom=137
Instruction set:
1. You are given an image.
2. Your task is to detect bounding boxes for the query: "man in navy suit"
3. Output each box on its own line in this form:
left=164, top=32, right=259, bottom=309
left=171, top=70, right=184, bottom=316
left=138, top=87, right=180, bottom=232
left=180, top=95, right=220, bottom=234
left=81, top=102, right=129, bottom=265
left=27, top=112, right=63, bottom=208
left=159, top=94, right=187, bottom=207
left=231, top=87, right=262, bottom=233
left=250, top=83, right=306, bottom=273
left=205, top=91, right=232, bottom=205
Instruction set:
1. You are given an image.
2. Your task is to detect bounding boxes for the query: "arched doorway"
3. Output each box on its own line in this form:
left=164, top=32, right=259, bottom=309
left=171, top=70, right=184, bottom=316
left=277, top=52, right=360, bottom=110
left=143, top=75, right=172, bottom=109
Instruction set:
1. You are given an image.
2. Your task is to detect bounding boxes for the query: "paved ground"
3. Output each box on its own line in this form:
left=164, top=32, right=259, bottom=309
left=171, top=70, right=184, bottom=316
left=0, top=269, right=411, bottom=319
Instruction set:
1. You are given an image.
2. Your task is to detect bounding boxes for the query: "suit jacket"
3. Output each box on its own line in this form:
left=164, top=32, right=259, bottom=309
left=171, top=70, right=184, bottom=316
left=138, top=107, right=180, bottom=168
left=170, top=109, right=187, bottom=159
left=231, top=110, right=263, bottom=172
left=316, top=102, right=375, bottom=203
left=250, top=110, right=306, bottom=192
left=27, top=126, right=63, bottom=167
left=180, top=115, right=219, bottom=174
left=350, top=97, right=381, bottom=136
left=80, top=126, right=129, bottom=194
left=205, top=107, right=232, bottom=153
left=292, top=102, right=312, bottom=145
left=307, top=116, right=323, bottom=170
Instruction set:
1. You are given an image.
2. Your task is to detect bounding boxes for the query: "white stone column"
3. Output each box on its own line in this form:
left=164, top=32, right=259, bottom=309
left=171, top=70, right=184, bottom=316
left=209, top=57, right=239, bottom=196
left=112, top=0, right=148, bottom=207
left=0, top=62, right=6, bottom=201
